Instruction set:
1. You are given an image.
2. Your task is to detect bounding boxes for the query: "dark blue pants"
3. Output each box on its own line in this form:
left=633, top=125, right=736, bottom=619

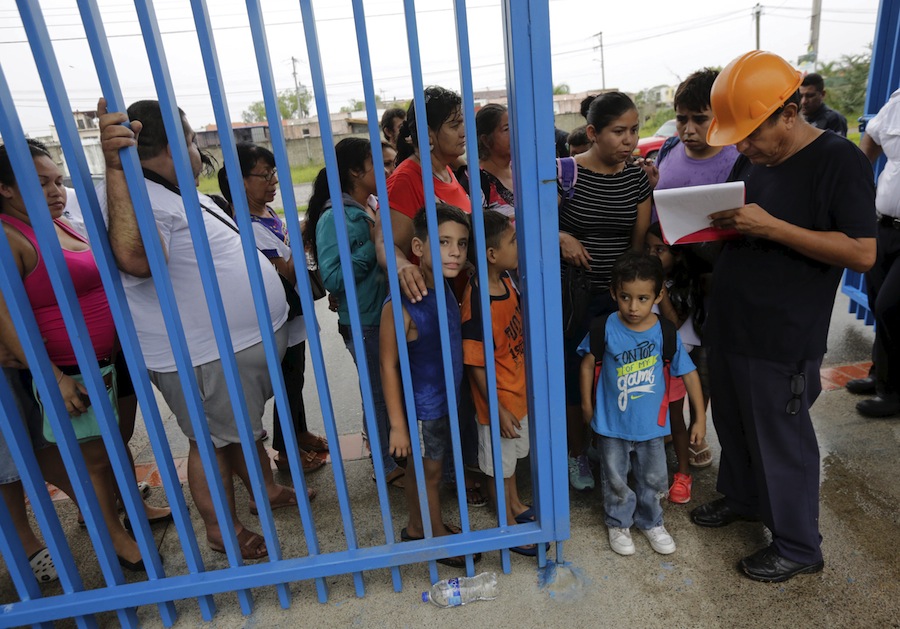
left=709, top=349, right=824, bottom=564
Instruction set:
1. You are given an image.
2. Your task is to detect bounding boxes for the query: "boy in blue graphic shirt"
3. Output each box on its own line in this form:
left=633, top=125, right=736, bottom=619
left=579, top=252, right=705, bottom=556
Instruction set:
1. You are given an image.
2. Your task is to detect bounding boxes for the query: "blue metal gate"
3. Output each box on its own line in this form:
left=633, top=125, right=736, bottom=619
left=841, top=0, right=900, bottom=324
left=0, top=0, right=568, bottom=625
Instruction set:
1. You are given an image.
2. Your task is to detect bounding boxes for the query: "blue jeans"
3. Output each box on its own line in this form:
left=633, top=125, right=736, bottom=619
left=597, top=435, right=667, bottom=529
left=341, top=324, right=397, bottom=476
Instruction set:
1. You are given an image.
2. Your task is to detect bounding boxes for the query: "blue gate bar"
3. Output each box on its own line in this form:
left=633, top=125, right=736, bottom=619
left=268, top=0, right=375, bottom=597
left=1, top=0, right=574, bottom=623
left=0, top=478, right=52, bottom=629
left=77, top=0, right=258, bottom=614
left=451, top=0, right=514, bottom=573
left=0, top=67, right=139, bottom=628
left=502, top=0, right=570, bottom=557
left=841, top=0, right=900, bottom=323
left=348, top=0, right=406, bottom=595
left=187, top=0, right=327, bottom=610
left=295, top=0, right=399, bottom=598
left=401, top=0, right=476, bottom=580
left=0, top=521, right=540, bottom=626
left=238, top=0, right=329, bottom=605
left=130, top=0, right=302, bottom=613
left=17, top=1, right=210, bottom=624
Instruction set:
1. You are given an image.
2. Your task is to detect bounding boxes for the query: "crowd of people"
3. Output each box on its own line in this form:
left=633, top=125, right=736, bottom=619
left=0, top=50, right=883, bottom=585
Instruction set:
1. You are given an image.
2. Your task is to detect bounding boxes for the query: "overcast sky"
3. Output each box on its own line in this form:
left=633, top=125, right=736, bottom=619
left=1, top=0, right=881, bottom=136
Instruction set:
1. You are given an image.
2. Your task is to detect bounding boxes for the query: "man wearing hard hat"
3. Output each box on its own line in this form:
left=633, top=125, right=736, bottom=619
left=688, top=51, right=877, bottom=582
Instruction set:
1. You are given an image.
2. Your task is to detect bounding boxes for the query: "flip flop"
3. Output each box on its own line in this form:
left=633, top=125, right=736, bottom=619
left=208, top=528, right=268, bottom=561
left=123, top=510, right=174, bottom=531
left=400, top=522, right=461, bottom=541
left=509, top=544, right=538, bottom=557
left=28, top=548, right=58, bottom=583
left=437, top=552, right=482, bottom=567
left=509, top=541, right=551, bottom=557
left=688, top=444, right=714, bottom=468
left=249, top=486, right=312, bottom=516
left=514, top=507, right=535, bottom=524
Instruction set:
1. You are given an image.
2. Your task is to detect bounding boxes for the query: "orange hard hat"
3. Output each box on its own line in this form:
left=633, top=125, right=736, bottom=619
left=707, top=51, right=802, bottom=146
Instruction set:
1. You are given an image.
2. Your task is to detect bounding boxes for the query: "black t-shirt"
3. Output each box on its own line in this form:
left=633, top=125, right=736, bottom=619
left=805, top=104, right=848, bottom=137
left=706, top=132, right=876, bottom=361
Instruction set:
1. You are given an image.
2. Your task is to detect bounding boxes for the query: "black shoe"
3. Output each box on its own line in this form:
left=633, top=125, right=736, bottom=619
left=739, top=546, right=824, bottom=583
left=856, top=394, right=900, bottom=418
left=122, top=511, right=174, bottom=532
left=845, top=376, right=877, bottom=395
left=690, top=498, right=759, bottom=528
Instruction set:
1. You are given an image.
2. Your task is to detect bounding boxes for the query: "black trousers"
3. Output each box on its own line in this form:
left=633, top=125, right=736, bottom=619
left=273, top=341, right=309, bottom=455
left=866, top=224, right=900, bottom=396
left=709, top=349, right=823, bottom=564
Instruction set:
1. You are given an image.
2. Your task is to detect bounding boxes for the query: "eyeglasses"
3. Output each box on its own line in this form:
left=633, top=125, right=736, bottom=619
left=247, top=169, right=277, bottom=182
left=785, top=373, right=805, bottom=416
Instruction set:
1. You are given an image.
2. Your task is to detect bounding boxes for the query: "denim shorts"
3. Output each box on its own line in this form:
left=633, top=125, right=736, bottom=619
left=417, top=415, right=451, bottom=461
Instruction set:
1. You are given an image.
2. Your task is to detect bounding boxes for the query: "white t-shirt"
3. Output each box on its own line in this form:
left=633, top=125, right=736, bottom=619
left=866, top=88, right=900, bottom=217
left=62, top=186, right=89, bottom=240
left=251, top=215, right=307, bottom=347
left=98, top=178, right=288, bottom=372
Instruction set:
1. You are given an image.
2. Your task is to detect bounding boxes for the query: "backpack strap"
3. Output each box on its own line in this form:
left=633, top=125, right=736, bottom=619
left=655, top=317, right=678, bottom=427
left=655, top=136, right=681, bottom=168
left=589, top=312, right=614, bottom=400
left=589, top=312, right=613, bottom=366
left=556, top=157, right=578, bottom=201
left=658, top=317, right=677, bottom=364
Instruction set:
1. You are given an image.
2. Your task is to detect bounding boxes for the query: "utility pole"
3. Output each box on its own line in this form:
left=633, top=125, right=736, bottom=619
left=753, top=4, right=762, bottom=50
left=592, top=32, right=606, bottom=91
left=808, top=0, right=822, bottom=70
left=291, top=56, right=301, bottom=120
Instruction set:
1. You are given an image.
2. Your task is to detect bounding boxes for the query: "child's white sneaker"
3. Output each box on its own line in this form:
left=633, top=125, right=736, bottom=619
left=641, top=525, right=676, bottom=554
left=608, top=526, right=635, bottom=556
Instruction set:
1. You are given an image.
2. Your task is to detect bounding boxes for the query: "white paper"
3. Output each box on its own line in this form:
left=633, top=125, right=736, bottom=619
left=654, top=181, right=745, bottom=244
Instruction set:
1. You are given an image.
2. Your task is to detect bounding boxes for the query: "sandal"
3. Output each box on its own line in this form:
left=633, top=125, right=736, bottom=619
left=509, top=544, right=538, bottom=557
left=400, top=522, right=461, bottom=541
left=79, top=481, right=155, bottom=527
left=249, top=486, right=311, bottom=516
left=208, top=528, right=268, bottom=561
left=514, top=506, right=535, bottom=524
left=275, top=450, right=326, bottom=473
left=465, top=484, right=488, bottom=508
left=298, top=432, right=329, bottom=453
left=376, top=467, right=405, bottom=489
left=437, top=552, right=482, bottom=568
left=688, top=442, right=714, bottom=469
left=29, top=548, right=58, bottom=583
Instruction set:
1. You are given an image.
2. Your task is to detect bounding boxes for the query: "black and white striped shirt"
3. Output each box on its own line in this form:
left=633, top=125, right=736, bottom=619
left=558, top=163, right=651, bottom=291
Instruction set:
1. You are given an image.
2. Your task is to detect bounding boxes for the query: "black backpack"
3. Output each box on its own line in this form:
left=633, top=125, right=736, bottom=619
left=589, top=313, right=678, bottom=428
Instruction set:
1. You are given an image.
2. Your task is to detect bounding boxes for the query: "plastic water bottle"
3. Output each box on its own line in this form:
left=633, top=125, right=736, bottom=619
left=422, top=572, right=499, bottom=607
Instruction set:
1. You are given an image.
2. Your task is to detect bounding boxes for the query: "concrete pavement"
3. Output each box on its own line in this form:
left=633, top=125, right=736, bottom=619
left=4, top=291, right=899, bottom=628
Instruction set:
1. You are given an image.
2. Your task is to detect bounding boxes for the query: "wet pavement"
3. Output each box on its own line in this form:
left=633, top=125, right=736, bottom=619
left=3, top=290, right=899, bottom=627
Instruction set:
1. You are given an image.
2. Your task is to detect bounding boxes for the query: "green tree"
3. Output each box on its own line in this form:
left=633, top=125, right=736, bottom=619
left=553, top=83, right=571, bottom=95
left=817, top=52, right=870, bottom=118
left=242, top=88, right=311, bottom=123
left=340, top=95, right=383, bottom=114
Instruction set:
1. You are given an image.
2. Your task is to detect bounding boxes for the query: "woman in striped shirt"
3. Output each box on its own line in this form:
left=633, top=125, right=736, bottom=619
left=559, top=92, right=652, bottom=491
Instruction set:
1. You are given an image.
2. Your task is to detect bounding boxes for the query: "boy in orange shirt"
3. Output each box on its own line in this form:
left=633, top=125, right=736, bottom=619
left=461, top=211, right=535, bottom=555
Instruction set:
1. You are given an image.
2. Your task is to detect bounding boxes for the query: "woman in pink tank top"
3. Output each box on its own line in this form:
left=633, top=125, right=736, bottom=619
left=0, top=140, right=169, bottom=572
